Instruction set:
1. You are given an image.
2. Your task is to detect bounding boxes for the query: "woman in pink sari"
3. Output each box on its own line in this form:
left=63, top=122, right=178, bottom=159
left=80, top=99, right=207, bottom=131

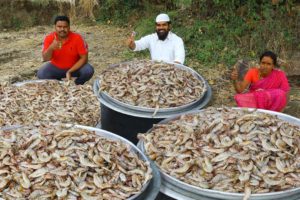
left=231, top=51, right=290, bottom=112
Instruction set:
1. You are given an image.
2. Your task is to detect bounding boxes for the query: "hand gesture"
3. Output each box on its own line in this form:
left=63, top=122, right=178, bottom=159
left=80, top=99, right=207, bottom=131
left=49, top=35, right=62, bottom=50
left=127, top=31, right=136, bottom=49
left=231, top=66, right=238, bottom=81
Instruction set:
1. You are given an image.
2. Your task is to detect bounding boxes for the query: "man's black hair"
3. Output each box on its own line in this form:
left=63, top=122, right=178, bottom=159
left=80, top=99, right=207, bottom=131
left=260, top=51, right=277, bottom=66
left=54, top=15, right=70, bottom=25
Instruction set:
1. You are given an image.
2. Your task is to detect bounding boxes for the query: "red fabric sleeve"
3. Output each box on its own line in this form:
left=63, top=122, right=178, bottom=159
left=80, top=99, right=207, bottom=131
left=76, top=35, right=88, bottom=55
left=244, top=68, right=259, bottom=83
left=42, top=33, right=55, bottom=52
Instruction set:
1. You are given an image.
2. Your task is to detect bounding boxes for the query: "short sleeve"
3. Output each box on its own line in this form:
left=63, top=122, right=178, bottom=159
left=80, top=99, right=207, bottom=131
left=42, top=33, right=54, bottom=52
left=76, top=35, right=88, bottom=55
left=244, top=68, right=259, bottom=83
left=244, top=69, right=253, bottom=82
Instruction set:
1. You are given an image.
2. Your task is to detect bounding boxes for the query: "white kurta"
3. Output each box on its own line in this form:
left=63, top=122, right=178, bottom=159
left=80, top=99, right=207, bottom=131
left=134, top=32, right=185, bottom=64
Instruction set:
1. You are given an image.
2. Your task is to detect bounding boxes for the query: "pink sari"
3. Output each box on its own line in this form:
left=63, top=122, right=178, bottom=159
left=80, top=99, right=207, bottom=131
left=234, top=69, right=290, bottom=112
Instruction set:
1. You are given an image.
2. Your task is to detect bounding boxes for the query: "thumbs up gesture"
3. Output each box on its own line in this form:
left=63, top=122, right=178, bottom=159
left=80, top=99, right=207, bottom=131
left=50, top=34, right=62, bottom=50
left=127, top=31, right=136, bottom=50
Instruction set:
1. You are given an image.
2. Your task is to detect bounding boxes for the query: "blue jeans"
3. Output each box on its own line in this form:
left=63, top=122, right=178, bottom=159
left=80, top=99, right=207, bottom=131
left=37, top=62, right=94, bottom=85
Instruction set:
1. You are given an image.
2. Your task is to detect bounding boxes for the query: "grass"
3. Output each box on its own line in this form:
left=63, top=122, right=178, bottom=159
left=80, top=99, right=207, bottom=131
left=5, top=0, right=299, bottom=72
left=29, top=0, right=98, bottom=20
left=105, top=1, right=299, bottom=71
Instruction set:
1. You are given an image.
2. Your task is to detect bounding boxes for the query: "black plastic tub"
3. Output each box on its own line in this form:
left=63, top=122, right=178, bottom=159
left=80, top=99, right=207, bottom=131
left=94, top=62, right=212, bottom=144
left=100, top=103, right=163, bottom=144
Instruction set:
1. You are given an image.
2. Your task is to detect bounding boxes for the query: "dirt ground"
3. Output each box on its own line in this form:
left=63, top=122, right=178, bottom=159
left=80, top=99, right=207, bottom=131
left=0, top=24, right=299, bottom=119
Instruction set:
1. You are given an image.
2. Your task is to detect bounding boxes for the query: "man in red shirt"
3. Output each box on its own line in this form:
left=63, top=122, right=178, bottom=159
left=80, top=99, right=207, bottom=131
left=37, top=15, right=94, bottom=85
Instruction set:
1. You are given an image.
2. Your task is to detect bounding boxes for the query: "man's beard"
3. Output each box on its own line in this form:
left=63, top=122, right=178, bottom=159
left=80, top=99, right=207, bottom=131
left=156, top=30, right=169, bottom=41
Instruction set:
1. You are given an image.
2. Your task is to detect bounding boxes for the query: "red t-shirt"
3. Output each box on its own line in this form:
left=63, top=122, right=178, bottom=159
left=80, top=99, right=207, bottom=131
left=42, top=31, right=88, bottom=70
left=244, top=68, right=259, bottom=83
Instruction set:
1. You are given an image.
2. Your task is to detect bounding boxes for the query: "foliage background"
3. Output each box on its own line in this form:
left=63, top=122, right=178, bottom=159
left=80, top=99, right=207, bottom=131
left=0, top=0, right=299, bottom=70
left=96, top=0, right=299, bottom=70
left=0, top=0, right=299, bottom=116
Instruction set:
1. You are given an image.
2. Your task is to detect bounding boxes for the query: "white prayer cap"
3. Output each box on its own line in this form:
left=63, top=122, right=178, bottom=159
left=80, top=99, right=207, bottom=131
left=155, top=13, right=170, bottom=23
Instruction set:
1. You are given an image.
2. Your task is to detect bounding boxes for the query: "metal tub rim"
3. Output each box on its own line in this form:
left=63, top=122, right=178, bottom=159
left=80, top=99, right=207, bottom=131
left=0, top=124, right=158, bottom=200
left=73, top=124, right=156, bottom=200
left=13, top=79, right=59, bottom=86
left=93, top=79, right=212, bottom=119
left=95, top=60, right=210, bottom=114
left=12, top=79, right=100, bottom=126
left=138, top=107, right=300, bottom=199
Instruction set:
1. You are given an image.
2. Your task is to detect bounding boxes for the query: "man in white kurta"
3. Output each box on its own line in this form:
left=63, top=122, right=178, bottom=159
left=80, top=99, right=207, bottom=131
left=127, top=13, right=185, bottom=64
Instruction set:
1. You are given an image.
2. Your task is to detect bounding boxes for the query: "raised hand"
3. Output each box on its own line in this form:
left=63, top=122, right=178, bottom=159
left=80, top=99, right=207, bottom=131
left=231, top=66, right=238, bottom=81
left=50, top=34, right=62, bottom=50
left=127, top=31, right=136, bottom=50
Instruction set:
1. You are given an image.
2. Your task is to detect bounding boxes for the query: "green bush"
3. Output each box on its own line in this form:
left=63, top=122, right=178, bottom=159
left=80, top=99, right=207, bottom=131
left=96, top=0, right=299, bottom=68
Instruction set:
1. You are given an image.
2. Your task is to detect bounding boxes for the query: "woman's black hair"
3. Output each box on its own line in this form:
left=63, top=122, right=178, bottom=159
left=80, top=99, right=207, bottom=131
left=260, top=51, right=277, bottom=66
left=54, top=15, right=70, bottom=25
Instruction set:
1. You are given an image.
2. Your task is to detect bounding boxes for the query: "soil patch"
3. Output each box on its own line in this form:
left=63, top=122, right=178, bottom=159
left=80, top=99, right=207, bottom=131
left=0, top=24, right=299, bottom=119
left=0, top=24, right=128, bottom=82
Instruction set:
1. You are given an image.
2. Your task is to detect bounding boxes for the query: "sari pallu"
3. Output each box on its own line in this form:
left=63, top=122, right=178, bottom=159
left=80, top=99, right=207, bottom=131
left=235, top=69, right=290, bottom=112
